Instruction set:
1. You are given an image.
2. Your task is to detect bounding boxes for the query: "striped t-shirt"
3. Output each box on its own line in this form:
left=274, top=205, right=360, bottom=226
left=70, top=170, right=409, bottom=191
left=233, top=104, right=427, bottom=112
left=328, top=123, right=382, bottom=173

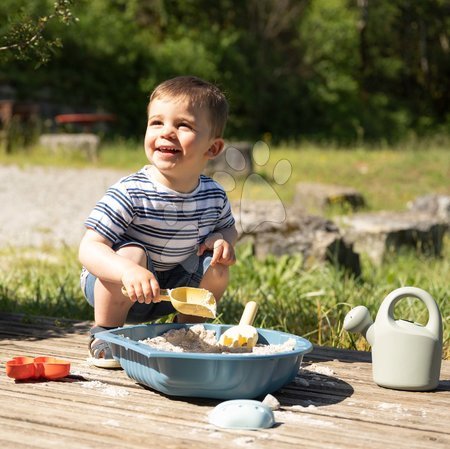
left=85, top=166, right=235, bottom=271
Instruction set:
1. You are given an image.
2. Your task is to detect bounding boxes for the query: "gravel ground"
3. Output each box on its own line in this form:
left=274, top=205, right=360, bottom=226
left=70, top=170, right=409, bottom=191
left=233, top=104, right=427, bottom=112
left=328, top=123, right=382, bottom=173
left=0, top=165, right=130, bottom=249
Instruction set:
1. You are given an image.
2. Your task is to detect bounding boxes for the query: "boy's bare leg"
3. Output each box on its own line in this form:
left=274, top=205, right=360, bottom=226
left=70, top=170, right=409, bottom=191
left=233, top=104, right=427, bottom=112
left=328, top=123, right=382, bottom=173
left=93, top=245, right=147, bottom=328
left=89, top=246, right=148, bottom=366
left=176, top=263, right=229, bottom=324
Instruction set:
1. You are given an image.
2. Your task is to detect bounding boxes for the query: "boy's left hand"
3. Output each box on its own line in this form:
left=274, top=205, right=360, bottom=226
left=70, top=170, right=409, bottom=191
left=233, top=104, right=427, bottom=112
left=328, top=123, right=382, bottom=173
left=197, top=235, right=236, bottom=266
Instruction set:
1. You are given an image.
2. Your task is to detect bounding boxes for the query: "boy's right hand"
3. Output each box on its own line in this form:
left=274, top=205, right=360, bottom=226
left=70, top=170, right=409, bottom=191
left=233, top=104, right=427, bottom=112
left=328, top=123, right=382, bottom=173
left=121, top=266, right=161, bottom=304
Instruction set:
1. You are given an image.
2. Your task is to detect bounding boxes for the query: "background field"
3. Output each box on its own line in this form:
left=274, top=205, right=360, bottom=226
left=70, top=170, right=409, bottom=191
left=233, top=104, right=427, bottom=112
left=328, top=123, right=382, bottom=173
left=0, top=142, right=448, bottom=357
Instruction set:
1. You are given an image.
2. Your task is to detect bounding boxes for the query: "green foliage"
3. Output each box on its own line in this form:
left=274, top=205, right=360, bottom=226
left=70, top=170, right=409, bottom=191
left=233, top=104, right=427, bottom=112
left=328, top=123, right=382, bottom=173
left=0, top=246, right=91, bottom=319
left=220, top=240, right=449, bottom=356
left=300, top=0, right=361, bottom=141
left=359, top=0, right=450, bottom=140
left=0, top=0, right=76, bottom=65
left=0, top=0, right=449, bottom=142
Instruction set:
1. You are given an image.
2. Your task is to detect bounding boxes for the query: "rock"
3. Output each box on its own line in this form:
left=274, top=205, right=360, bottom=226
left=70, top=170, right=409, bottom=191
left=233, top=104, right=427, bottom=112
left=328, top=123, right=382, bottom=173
left=294, top=182, right=365, bottom=214
left=262, top=394, right=280, bottom=410
left=407, top=194, right=450, bottom=223
left=339, top=211, right=447, bottom=265
left=39, top=133, right=100, bottom=162
left=232, top=201, right=361, bottom=275
left=204, top=141, right=253, bottom=178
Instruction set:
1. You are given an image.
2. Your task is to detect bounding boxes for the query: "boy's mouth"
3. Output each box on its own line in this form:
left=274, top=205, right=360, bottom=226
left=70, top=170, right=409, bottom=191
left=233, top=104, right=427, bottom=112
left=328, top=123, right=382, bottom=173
left=156, top=146, right=181, bottom=154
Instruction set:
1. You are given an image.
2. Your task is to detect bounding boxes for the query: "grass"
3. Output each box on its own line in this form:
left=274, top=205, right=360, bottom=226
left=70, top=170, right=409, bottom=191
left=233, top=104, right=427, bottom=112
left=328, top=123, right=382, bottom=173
left=0, top=246, right=91, bottom=320
left=0, top=139, right=147, bottom=170
left=231, top=242, right=449, bottom=356
left=261, top=142, right=450, bottom=211
left=0, top=239, right=448, bottom=358
left=0, top=140, right=448, bottom=357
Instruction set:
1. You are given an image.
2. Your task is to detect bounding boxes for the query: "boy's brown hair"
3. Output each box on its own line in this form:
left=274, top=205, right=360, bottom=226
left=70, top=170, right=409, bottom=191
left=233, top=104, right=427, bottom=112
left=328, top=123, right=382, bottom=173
left=148, top=76, right=228, bottom=138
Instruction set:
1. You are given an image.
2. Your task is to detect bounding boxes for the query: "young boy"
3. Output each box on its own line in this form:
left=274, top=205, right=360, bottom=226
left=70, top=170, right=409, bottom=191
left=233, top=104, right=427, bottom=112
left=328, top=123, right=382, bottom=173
left=79, top=76, right=237, bottom=367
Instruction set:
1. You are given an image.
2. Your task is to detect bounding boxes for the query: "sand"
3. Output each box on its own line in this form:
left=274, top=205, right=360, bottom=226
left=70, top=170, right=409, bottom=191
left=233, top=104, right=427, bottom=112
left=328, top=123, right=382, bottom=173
left=139, top=324, right=296, bottom=355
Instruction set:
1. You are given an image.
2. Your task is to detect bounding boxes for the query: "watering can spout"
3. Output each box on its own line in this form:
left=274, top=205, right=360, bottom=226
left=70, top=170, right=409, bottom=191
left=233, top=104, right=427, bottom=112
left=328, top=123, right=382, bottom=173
left=343, top=305, right=375, bottom=346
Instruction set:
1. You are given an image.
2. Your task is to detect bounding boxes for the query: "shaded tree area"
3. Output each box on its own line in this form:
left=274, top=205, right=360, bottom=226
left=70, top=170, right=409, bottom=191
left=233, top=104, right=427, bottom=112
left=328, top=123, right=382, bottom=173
left=0, top=0, right=76, bottom=63
left=0, top=0, right=449, bottom=144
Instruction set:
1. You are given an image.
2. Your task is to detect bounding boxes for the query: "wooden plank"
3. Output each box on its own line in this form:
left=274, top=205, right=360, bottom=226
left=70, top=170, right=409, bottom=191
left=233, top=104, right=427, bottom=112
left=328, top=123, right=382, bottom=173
left=0, top=312, right=449, bottom=449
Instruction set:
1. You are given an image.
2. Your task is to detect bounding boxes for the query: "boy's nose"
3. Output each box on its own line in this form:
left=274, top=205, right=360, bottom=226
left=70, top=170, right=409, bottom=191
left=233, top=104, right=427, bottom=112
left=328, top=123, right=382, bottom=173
left=160, top=124, right=176, bottom=138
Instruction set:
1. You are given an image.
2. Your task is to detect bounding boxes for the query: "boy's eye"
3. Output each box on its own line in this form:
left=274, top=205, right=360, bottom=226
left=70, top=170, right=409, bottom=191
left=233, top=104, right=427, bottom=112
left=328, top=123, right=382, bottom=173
left=148, top=119, right=163, bottom=126
left=178, top=122, right=193, bottom=130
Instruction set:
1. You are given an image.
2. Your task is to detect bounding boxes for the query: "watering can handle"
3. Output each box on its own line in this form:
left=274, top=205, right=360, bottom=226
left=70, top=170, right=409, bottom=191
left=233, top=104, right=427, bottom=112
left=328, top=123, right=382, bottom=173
left=378, top=287, right=442, bottom=338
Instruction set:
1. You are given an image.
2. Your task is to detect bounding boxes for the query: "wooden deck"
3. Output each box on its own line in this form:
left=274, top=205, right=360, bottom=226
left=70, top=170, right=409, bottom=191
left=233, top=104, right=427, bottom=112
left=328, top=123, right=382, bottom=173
left=1, top=312, right=449, bottom=449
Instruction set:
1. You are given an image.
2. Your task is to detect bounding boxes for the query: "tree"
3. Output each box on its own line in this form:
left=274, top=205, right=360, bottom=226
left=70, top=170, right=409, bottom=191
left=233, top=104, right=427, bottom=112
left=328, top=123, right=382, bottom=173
left=0, top=0, right=448, bottom=143
left=0, top=0, right=76, bottom=65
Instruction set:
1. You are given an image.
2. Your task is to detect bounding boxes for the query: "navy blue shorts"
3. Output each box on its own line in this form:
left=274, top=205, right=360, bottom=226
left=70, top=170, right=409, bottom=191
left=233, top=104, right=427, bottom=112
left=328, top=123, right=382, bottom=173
left=80, top=243, right=213, bottom=323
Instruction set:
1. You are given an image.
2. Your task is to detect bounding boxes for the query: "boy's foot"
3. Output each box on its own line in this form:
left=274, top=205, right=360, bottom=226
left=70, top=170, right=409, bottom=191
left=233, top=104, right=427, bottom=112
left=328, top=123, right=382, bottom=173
left=88, top=333, right=121, bottom=369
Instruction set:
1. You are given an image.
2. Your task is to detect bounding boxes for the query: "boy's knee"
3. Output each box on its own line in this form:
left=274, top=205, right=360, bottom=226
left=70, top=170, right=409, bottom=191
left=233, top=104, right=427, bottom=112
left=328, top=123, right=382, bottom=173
left=116, top=245, right=147, bottom=267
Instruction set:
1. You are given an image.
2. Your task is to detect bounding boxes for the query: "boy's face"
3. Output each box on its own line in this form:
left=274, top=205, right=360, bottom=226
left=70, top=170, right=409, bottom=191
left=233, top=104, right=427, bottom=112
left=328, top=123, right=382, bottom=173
left=144, top=97, right=223, bottom=189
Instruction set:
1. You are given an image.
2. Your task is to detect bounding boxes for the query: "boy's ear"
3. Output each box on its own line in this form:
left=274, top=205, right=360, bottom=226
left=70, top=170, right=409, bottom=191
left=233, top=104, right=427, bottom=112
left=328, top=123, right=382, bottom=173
left=206, top=138, right=225, bottom=159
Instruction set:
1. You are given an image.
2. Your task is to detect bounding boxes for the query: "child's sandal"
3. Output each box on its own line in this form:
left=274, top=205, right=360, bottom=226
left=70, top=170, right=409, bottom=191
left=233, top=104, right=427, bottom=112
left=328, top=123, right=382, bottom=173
left=88, top=334, right=121, bottom=369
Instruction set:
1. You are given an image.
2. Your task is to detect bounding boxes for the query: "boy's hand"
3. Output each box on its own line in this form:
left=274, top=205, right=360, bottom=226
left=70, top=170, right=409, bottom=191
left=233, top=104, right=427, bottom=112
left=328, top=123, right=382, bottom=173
left=197, top=233, right=236, bottom=266
left=121, top=266, right=161, bottom=304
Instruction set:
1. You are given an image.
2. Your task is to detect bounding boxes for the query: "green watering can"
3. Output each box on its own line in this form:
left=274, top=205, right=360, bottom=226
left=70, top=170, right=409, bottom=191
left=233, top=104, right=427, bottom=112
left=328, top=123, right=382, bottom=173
left=343, top=287, right=442, bottom=391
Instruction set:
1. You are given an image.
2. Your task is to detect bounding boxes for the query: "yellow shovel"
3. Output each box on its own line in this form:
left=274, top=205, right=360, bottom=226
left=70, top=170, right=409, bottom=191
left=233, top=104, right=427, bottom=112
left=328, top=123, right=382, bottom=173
left=219, top=301, right=259, bottom=348
left=121, top=286, right=216, bottom=319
